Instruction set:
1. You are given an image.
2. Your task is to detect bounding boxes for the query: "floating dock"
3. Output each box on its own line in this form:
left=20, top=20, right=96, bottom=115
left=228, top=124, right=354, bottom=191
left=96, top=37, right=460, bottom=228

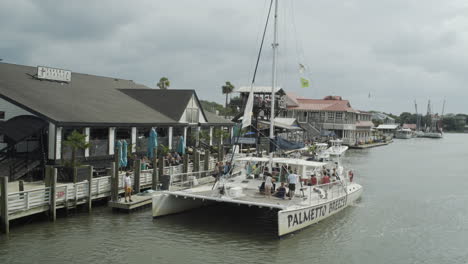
left=108, top=194, right=154, bottom=212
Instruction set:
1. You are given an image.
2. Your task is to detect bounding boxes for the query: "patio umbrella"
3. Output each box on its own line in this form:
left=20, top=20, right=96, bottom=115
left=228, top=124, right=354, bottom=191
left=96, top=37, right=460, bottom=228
left=121, top=140, right=128, bottom=168
left=116, top=140, right=123, bottom=168
left=177, top=136, right=185, bottom=155
left=147, top=128, right=158, bottom=158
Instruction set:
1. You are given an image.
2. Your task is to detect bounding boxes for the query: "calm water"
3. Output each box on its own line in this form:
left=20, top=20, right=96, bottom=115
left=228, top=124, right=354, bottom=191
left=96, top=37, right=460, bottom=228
left=1, top=133, right=468, bottom=264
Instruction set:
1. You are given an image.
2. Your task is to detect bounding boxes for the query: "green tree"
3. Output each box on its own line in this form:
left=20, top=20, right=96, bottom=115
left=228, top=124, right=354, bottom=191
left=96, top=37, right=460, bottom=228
left=157, top=77, right=170, bottom=89
left=63, top=130, right=90, bottom=168
left=221, top=81, right=235, bottom=113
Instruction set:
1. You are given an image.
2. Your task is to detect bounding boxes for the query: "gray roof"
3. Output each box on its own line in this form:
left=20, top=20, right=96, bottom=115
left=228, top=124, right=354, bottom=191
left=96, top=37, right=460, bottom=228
left=120, top=89, right=195, bottom=121
left=203, top=111, right=234, bottom=126
left=0, top=63, right=178, bottom=126
left=120, top=89, right=233, bottom=126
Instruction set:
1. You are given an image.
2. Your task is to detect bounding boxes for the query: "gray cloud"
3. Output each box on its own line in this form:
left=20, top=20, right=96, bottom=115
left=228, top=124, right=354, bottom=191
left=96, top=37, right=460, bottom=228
left=1, top=0, right=467, bottom=114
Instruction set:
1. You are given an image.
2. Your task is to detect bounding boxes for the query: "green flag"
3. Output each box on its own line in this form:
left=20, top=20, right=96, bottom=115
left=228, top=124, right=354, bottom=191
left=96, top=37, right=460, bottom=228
left=300, top=77, right=310, bottom=88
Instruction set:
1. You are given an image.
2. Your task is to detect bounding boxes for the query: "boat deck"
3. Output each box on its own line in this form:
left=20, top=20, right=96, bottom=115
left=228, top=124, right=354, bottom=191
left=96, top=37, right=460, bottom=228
left=167, top=180, right=342, bottom=211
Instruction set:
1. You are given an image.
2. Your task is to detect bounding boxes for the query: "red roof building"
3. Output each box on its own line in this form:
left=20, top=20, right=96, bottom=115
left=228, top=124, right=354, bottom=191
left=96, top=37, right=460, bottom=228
left=283, top=93, right=374, bottom=146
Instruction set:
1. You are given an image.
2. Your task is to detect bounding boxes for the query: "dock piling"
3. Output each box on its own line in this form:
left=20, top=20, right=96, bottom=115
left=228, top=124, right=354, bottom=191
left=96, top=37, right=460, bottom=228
left=111, top=161, right=119, bottom=202
left=183, top=154, right=189, bottom=173
left=0, top=176, right=9, bottom=234
left=152, top=148, right=158, bottom=190
left=134, top=159, right=141, bottom=194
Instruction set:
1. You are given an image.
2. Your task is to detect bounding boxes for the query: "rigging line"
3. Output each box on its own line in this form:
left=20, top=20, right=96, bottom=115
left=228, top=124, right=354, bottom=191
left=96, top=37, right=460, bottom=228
left=248, top=0, right=270, bottom=84
left=217, top=0, right=274, bottom=185
left=251, top=0, right=274, bottom=85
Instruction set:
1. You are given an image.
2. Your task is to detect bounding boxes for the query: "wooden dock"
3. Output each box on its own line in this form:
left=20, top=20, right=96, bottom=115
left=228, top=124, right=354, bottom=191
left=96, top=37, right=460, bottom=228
left=0, top=158, right=217, bottom=234
left=349, top=140, right=392, bottom=149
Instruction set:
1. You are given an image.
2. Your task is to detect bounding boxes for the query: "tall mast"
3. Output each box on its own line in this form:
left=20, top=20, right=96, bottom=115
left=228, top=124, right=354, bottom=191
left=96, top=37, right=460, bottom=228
left=269, top=0, right=278, bottom=172
left=441, top=98, right=446, bottom=117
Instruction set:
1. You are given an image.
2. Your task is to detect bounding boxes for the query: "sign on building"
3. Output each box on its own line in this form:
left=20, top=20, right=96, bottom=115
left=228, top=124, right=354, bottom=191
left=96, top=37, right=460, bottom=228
left=37, top=66, right=71, bottom=82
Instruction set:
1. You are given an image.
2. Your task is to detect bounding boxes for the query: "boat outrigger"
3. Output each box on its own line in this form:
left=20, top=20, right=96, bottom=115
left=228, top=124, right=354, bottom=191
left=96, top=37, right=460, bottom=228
left=152, top=157, right=363, bottom=236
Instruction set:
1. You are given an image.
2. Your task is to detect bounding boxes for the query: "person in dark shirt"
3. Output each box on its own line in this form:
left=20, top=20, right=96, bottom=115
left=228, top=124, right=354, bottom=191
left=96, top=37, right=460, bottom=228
left=273, top=182, right=287, bottom=199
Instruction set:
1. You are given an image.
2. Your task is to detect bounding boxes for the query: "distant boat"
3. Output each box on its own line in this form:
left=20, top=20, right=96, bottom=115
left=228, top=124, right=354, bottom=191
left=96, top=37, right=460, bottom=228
left=326, top=139, right=348, bottom=156
left=395, top=128, right=413, bottom=139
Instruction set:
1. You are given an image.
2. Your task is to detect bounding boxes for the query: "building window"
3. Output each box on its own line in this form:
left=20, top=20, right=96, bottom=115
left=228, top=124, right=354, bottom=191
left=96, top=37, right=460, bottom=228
left=298, top=111, right=307, bottom=123
left=327, top=112, right=334, bottom=121
left=320, top=112, right=326, bottom=121
left=0, top=111, right=4, bottom=120
left=336, top=112, right=343, bottom=120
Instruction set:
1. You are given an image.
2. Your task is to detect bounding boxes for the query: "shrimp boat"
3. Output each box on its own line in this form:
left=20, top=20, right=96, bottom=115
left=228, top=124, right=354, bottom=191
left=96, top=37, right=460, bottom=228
left=152, top=0, right=363, bottom=237
left=152, top=157, right=363, bottom=236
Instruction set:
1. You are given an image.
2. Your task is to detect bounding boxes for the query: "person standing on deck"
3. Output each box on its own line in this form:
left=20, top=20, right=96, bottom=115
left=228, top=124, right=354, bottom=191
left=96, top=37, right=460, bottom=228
left=124, top=172, right=133, bottom=203
left=287, top=169, right=299, bottom=200
left=264, top=172, right=274, bottom=198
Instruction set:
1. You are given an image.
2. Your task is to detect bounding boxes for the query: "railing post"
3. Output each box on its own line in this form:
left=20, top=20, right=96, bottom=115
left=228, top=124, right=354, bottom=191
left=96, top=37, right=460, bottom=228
left=134, top=159, right=141, bottom=194
left=87, top=166, right=93, bottom=212
left=19, top=180, right=24, bottom=192
left=193, top=150, right=199, bottom=172
left=1, top=176, right=9, bottom=234
left=203, top=149, right=210, bottom=177
left=218, top=142, right=223, bottom=162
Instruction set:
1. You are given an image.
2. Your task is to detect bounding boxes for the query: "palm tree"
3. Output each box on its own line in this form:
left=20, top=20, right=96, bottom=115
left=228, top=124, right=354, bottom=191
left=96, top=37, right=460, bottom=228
left=63, top=130, right=90, bottom=168
left=157, top=77, right=170, bottom=89
left=221, top=81, right=235, bottom=116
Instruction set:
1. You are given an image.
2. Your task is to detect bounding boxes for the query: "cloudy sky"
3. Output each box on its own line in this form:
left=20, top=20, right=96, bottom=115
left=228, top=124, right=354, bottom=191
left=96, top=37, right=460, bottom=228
left=1, top=0, right=467, bottom=114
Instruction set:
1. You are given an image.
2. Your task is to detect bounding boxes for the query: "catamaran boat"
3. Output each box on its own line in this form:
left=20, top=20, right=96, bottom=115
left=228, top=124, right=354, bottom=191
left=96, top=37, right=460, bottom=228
left=326, top=139, right=348, bottom=156
left=395, top=128, right=413, bottom=139
left=152, top=157, right=363, bottom=236
left=151, top=0, right=363, bottom=237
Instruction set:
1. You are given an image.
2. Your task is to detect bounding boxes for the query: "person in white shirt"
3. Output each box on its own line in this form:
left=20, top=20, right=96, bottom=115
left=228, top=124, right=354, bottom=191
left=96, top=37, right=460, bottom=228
left=287, top=170, right=299, bottom=200
left=124, top=172, right=133, bottom=203
left=264, top=173, right=274, bottom=198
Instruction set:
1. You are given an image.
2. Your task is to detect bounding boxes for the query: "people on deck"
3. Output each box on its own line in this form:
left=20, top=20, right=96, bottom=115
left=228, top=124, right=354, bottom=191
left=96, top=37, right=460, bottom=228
left=287, top=169, right=299, bottom=200
left=264, top=173, right=274, bottom=198
left=124, top=172, right=133, bottom=203
left=309, top=174, right=318, bottom=186
left=273, top=182, right=287, bottom=199
left=348, top=170, right=354, bottom=182
left=322, top=173, right=331, bottom=185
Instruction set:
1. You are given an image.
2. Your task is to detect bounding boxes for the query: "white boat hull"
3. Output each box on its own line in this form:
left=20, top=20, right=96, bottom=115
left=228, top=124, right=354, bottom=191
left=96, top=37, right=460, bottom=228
left=152, top=193, right=213, bottom=217
left=394, top=133, right=412, bottom=139
left=277, top=183, right=362, bottom=236
left=420, top=132, right=443, bottom=138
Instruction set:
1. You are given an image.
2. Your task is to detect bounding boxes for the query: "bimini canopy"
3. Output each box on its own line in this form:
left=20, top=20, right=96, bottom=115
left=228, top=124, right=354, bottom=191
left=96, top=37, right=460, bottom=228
left=272, top=158, right=327, bottom=168
left=235, top=157, right=270, bottom=162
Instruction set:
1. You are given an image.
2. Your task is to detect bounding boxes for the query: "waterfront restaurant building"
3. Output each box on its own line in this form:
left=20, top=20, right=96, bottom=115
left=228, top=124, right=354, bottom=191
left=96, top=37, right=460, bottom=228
left=282, top=94, right=374, bottom=145
left=0, top=62, right=233, bottom=180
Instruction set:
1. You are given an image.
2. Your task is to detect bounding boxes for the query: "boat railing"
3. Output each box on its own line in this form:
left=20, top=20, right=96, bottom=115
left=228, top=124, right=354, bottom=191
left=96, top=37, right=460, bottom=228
left=168, top=169, right=216, bottom=191
left=292, top=179, right=350, bottom=207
